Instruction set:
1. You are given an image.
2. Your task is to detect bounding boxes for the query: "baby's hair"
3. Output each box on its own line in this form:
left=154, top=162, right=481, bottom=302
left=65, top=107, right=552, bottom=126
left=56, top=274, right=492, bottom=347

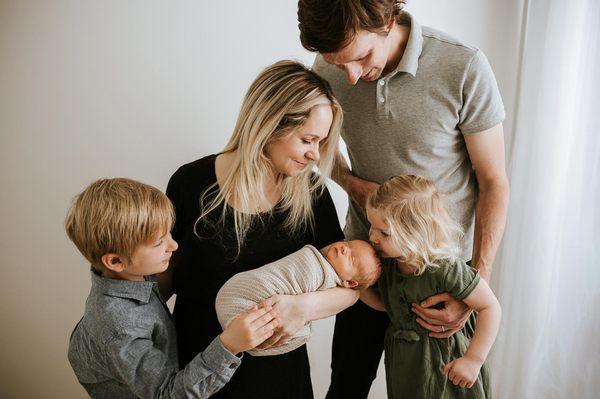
left=354, top=245, right=382, bottom=289
left=368, top=175, right=463, bottom=275
left=65, top=178, right=174, bottom=271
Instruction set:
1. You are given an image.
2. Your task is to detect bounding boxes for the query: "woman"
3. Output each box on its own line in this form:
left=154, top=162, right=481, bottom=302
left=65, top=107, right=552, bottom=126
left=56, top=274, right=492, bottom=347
left=158, top=60, right=358, bottom=398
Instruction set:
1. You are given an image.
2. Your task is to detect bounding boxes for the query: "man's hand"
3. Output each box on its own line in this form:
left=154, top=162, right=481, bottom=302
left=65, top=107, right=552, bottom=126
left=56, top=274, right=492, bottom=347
left=411, top=292, right=471, bottom=338
left=219, top=305, right=279, bottom=355
left=347, top=175, right=380, bottom=210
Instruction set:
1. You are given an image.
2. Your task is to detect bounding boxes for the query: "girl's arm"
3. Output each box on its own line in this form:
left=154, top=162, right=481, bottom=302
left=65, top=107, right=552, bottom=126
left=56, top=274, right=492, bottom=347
left=359, top=287, right=387, bottom=312
left=258, top=287, right=359, bottom=348
left=442, top=279, right=501, bottom=388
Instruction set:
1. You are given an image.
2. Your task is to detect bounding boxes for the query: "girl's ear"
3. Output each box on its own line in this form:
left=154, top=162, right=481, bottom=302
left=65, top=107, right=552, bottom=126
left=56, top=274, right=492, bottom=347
left=342, top=280, right=359, bottom=289
left=101, top=253, right=127, bottom=273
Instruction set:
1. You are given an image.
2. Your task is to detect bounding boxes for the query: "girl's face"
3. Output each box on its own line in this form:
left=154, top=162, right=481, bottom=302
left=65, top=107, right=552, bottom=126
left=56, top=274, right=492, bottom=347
left=366, top=205, right=401, bottom=258
left=265, top=104, right=332, bottom=177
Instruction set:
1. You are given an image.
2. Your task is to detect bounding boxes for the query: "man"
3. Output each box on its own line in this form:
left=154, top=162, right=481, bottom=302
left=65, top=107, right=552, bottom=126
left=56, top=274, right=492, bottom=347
left=297, top=1, right=510, bottom=397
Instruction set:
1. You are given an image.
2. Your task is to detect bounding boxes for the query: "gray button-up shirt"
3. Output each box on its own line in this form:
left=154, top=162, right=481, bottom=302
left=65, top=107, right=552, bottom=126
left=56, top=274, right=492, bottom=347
left=68, top=271, right=241, bottom=399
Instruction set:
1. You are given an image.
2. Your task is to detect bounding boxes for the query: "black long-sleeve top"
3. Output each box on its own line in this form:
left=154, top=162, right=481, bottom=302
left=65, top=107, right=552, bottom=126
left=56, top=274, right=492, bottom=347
left=166, top=154, right=344, bottom=399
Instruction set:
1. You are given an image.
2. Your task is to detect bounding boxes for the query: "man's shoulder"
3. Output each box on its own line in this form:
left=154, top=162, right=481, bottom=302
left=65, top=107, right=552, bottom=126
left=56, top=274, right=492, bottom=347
left=421, top=25, right=480, bottom=65
left=312, top=55, right=346, bottom=89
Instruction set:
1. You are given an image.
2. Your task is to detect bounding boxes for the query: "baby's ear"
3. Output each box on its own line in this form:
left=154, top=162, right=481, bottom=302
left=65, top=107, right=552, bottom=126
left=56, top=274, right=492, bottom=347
left=342, top=280, right=359, bottom=289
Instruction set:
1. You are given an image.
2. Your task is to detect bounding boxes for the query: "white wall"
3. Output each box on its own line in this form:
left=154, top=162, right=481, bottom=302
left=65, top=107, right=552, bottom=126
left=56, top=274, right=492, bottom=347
left=0, top=1, right=523, bottom=398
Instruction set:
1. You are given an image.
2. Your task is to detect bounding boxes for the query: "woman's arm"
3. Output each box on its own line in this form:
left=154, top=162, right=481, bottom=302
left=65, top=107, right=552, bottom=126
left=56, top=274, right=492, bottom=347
left=258, top=287, right=359, bottom=348
left=442, top=279, right=501, bottom=388
left=359, top=287, right=386, bottom=312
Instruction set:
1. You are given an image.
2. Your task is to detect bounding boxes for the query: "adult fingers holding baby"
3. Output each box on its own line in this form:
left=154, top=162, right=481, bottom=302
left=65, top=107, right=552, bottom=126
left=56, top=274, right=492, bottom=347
left=256, top=294, right=311, bottom=349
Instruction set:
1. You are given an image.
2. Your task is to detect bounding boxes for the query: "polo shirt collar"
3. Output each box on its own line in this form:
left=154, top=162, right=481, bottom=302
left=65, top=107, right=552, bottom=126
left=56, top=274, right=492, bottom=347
left=90, top=269, right=155, bottom=303
left=393, top=12, right=423, bottom=77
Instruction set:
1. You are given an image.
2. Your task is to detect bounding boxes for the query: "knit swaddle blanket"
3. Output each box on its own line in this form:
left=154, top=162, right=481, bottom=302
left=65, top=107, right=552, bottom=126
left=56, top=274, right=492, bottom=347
left=215, top=245, right=341, bottom=356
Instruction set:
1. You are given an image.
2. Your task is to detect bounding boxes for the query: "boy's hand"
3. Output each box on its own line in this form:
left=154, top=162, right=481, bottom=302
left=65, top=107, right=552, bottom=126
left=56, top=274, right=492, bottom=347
left=219, top=305, right=279, bottom=355
left=441, top=355, right=483, bottom=388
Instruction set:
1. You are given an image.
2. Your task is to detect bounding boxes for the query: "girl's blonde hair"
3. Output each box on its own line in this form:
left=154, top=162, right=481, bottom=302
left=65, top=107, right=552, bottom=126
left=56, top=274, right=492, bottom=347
left=197, top=60, right=343, bottom=252
left=368, top=175, right=463, bottom=275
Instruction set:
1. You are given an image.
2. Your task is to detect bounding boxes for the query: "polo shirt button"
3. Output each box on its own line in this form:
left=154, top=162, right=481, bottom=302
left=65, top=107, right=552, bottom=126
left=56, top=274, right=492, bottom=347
left=379, top=79, right=385, bottom=86
left=379, top=97, right=385, bottom=103
left=229, top=363, right=238, bottom=369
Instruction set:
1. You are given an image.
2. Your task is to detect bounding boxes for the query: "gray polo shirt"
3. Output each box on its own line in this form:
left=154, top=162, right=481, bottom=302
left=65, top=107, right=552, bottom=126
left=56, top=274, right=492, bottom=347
left=68, top=271, right=241, bottom=399
left=313, top=12, right=505, bottom=259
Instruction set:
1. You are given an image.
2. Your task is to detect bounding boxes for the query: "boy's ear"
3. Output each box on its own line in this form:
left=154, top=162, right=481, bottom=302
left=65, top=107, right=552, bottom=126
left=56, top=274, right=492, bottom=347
left=342, top=280, right=359, bottom=289
left=101, top=253, right=127, bottom=272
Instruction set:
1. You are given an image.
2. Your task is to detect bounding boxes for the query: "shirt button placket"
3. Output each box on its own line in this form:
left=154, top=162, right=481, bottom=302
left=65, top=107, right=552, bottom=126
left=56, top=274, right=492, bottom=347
left=376, top=78, right=387, bottom=114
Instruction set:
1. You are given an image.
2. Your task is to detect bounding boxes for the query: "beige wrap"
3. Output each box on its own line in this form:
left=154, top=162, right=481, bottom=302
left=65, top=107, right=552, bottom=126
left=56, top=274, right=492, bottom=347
left=215, top=245, right=340, bottom=356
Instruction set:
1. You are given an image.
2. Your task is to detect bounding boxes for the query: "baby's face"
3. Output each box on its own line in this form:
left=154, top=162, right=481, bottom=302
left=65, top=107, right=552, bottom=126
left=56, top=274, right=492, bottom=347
left=323, top=240, right=379, bottom=288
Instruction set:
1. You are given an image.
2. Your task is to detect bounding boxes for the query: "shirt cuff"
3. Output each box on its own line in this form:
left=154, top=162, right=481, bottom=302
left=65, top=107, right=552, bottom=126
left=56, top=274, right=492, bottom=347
left=198, top=336, right=243, bottom=375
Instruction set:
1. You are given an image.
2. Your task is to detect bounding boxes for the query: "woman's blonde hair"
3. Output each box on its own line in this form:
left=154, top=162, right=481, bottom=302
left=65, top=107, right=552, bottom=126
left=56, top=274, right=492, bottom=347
left=368, top=175, right=463, bottom=275
left=65, top=178, right=175, bottom=270
left=197, top=60, right=343, bottom=252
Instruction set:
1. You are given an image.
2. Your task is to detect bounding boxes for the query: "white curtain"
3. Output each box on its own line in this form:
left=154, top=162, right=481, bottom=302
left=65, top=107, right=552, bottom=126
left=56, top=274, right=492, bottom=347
left=491, top=0, right=600, bottom=398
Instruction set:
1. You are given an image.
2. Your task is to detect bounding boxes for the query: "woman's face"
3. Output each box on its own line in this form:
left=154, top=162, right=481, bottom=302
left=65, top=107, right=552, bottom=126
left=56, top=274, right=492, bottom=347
left=266, top=104, right=333, bottom=177
left=366, top=205, right=401, bottom=258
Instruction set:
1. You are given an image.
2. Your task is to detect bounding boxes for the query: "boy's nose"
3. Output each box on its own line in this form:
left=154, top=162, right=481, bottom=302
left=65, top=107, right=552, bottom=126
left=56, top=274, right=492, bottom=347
left=168, top=237, right=179, bottom=252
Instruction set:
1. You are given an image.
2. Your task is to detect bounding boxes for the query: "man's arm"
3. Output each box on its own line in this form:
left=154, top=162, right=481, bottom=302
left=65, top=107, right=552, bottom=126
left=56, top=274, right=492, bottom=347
left=332, top=150, right=379, bottom=210
left=412, top=124, right=508, bottom=337
left=464, top=123, right=510, bottom=282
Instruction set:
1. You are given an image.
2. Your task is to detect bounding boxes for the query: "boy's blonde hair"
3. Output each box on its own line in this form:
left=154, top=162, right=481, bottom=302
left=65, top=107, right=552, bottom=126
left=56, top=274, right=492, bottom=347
left=65, top=178, right=174, bottom=270
left=198, top=60, right=343, bottom=253
left=368, top=175, right=463, bottom=275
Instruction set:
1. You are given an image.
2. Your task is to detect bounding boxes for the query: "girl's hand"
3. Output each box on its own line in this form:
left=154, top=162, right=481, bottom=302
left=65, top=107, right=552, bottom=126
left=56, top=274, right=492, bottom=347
left=219, top=305, right=279, bottom=355
left=411, top=292, right=471, bottom=338
left=257, top=294, right=312, bottom=349
left=441, top=355, right=483, bottom=388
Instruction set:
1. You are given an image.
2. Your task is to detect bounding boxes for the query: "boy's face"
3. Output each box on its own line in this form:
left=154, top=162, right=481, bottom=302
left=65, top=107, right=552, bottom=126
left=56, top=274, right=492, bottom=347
left=104, top=232, right=178, bottom=281
left=324, top=240, right=377, bottom=288
left=366, top=205, right=401, bottom=258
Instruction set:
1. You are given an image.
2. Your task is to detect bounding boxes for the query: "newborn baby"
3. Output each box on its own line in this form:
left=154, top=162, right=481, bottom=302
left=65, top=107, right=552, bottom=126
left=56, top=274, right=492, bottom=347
left=215, top=240, right=381, bottom=356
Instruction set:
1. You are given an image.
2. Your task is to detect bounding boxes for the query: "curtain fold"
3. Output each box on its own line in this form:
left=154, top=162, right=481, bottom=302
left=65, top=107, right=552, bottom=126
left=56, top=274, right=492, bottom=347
left=491, top=1, right=600, bottom=398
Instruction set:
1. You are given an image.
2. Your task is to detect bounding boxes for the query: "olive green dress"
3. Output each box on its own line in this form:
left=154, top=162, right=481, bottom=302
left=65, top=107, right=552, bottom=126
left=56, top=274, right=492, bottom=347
left=379, top=258, right=491, bottom=398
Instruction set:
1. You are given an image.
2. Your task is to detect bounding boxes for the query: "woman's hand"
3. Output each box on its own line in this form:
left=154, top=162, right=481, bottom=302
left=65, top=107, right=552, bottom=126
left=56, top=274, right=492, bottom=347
left=411, top=292, right=471, bottom=338
left=257, top=288, right=359, bottom=349
left=257, top=294, right=312, bottom=349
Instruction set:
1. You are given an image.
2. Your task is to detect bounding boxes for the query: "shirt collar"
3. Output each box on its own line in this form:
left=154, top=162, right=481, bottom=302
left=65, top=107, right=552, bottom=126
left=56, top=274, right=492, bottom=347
left=393, top=12, right=423, bottom=77
left=90, top=269, right=156, bottom=304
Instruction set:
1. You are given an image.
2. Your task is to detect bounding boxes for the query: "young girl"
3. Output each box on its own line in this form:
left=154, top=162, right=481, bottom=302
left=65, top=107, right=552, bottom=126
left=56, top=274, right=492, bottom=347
left=361, top=175, right=501, bottom=398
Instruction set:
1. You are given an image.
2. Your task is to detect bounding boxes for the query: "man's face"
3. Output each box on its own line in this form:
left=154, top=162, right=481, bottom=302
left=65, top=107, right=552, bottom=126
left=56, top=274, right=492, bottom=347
left=322, top=29, right=392, bottom=85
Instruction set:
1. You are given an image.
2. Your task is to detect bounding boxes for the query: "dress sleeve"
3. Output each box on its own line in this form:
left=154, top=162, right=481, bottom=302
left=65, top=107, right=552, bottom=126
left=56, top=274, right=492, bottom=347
left=312, top=185, right=344, bottom=248
left=458, top=50, right=506, bottom=135
left=442, top=259, right=481, bottom=301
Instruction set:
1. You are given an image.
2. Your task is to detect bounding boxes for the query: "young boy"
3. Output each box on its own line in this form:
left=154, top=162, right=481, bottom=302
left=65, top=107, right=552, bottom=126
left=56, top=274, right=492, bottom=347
left=65, top=178, right=278, bottom=399
left=216, top=240, right=381, bottom=356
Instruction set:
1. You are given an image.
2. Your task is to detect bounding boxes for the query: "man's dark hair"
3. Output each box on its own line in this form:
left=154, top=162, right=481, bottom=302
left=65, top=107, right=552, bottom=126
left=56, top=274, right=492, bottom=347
left=298, top=0, right=407, bottom=53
